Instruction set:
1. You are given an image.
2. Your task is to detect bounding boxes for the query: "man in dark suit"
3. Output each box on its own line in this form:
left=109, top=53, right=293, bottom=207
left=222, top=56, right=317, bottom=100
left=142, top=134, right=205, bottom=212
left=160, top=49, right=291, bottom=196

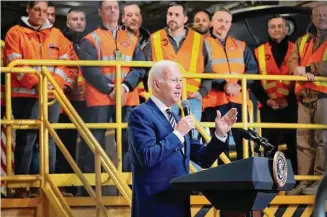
left=128, top=60, right=238, bottom=217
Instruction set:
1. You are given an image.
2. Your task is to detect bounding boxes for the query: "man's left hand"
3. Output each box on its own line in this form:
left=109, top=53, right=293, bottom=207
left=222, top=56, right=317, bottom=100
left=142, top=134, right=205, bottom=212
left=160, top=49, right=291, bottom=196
left=215, top=108, right=238, bottom=137
left=108, top=86, right=127, bottom=106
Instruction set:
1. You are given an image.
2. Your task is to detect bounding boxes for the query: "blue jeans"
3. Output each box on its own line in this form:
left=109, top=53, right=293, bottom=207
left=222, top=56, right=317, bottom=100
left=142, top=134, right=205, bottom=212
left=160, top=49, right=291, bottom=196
left=12, top=98, right=60, bottom=174
left=172, top=98, right=202, bottom=139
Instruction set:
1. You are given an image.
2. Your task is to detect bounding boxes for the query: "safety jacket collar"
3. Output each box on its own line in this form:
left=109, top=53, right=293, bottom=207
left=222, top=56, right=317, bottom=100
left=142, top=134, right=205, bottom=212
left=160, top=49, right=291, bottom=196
left=209, top=28, right=228, bottom=46
left=99, top=24, right=120, bottom=32
left=268, top=35, right=289, bottom=46
left=62, top=28, right=87, bottom=44
left=164, top=26, right=189, bottom=40
left=20, top=16, right=53, bottom=32
left=121, top=25, right=150, bottom=44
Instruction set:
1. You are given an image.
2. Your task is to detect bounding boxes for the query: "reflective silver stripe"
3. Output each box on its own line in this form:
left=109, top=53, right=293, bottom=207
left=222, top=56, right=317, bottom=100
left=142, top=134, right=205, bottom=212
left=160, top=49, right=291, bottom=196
left=7, top=53, right=22, bottom=63
left=103, top=55, right=115, bottom=61
left=66, top=77, right=74, bottom=84
left=54, top=68, right=68, bottom=81
left=32, top=66, right=42, bottom=71
left=16, top=74, right=24, bottom=81
left=228, top=58, right=244, bottom=64
left=121, top=55, right=132, bottom=61
left=12, top=87, right=37, bottom=95
left=58, top=54, right=70, bottom=60
left=47, top=66, right=55, bottom=72
left=212, top=58, right=244, bottom=64
left=204, top=40, right=212, bottom=63
left=17, top=66, right=41, bottom=81
left=91, top=32, right=101, bottom=60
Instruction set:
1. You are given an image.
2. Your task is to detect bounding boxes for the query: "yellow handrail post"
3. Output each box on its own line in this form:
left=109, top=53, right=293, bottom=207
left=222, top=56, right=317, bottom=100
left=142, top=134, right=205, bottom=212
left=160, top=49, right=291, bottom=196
left=38, top=74, right=45, bottom=188
left=116, top=64, right=122, bottom=172
left=5, top=66, right=12, bottom=177
left=42, top=70, right=49, bottom=175
left=241, top=77, right=249, bottom=159
left=95, top=150, right=102, bottom=217
left=248, top=101, right=255, bottom=155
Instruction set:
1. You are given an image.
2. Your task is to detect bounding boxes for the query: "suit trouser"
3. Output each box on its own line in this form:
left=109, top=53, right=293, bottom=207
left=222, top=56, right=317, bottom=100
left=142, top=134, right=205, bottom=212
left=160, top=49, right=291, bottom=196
left=260, top=105, right=298, bottom=173
left=297, top=98, right=327, bottom=182
left=203, top=102, right=252, bottom=160
left=12, top=97, right=60, bottom=174
left=79, top=105, right=133, bottom=174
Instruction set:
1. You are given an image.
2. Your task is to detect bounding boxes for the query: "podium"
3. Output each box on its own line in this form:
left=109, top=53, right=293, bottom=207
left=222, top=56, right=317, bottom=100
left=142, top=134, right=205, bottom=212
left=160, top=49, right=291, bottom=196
left=170, top=157, right=295, bottom=216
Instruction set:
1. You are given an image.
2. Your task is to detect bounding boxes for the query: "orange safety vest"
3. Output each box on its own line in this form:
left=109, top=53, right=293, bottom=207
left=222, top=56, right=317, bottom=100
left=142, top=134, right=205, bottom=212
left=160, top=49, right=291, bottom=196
left=3, top=24, right=71, bottom=98
left=255, top=41, right=294, bottom=100
left=202, top=37, right=247, bottom=109
left=296, top=34, right=327, bottom=94
left=150, top=29, right=204, bottom=97
left=83, top=28, right=139, bottom=107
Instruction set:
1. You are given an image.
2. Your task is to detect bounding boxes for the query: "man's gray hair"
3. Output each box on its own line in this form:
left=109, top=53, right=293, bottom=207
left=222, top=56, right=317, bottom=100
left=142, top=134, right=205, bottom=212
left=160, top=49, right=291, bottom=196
left=147, top=60, right=180, bottom=90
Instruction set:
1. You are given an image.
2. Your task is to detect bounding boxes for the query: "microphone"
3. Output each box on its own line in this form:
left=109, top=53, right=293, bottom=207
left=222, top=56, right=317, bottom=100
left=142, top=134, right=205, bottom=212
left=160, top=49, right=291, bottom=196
left=235, top=128, right=276, bottom=157
left=181, top=100, right=195, bottom=140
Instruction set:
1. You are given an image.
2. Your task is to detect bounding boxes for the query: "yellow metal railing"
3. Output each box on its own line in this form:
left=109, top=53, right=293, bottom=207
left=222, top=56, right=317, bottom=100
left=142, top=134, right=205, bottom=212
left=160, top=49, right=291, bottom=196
left=2, top=60, right=327, bottom=217
left=2, top=61, right=327, bottom=178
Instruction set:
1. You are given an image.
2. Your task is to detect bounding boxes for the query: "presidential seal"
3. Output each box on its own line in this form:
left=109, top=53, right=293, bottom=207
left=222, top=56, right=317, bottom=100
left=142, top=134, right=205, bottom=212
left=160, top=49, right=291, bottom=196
left=272, top=151, right=288, bottom=188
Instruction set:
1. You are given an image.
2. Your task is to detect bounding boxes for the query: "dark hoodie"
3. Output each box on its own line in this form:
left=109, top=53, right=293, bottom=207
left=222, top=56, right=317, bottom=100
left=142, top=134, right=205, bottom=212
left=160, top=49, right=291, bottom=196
left=62, top=28, right=87, bottom=53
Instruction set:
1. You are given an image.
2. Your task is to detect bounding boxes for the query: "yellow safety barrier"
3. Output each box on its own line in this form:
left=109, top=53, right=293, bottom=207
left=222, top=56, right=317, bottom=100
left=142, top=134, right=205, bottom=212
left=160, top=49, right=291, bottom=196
left=2, top=60, right=327, bottom=217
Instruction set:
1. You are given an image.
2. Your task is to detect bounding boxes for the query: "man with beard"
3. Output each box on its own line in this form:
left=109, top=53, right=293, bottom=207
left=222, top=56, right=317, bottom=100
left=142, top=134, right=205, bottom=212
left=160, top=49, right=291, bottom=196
left=202, top=8, right=258, bottom=160
left=287, top=3, right=327, bottom=195
left=122, top=3, right=150, bottom=50
left=56, top=8, right=87, bottom=196
left=193, top=10, right=211, bottom=37
left=251, top=15, right=298, bottom=173
left=121, top=3, right=151, bottom=102
left=145, top=3, right=213, bottom=140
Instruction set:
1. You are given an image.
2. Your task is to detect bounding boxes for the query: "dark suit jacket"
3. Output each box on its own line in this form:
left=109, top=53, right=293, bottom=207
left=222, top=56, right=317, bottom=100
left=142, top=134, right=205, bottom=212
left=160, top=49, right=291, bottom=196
left=128, top=99, right=228, bottom=217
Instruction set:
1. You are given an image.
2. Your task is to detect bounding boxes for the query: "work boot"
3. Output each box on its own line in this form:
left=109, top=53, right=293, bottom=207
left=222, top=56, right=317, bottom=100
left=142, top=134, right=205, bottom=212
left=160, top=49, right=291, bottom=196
left=302, top=181, right=320, bottom=195
left=286, top=182, right=309, bottom=195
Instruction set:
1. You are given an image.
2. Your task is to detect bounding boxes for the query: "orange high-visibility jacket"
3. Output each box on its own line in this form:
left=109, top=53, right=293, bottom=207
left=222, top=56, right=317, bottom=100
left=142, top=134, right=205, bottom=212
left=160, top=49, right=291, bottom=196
left=296, top=33, right=327, bottom=94
left=150, top=29, right=204, bottom=97
left=255, top=41, right=295, bottom=100
left=202, top=36, right=247, bottom=109
left=3, top=19, right=72, bottom=98
left=83, top=28, right=139, bottom=107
